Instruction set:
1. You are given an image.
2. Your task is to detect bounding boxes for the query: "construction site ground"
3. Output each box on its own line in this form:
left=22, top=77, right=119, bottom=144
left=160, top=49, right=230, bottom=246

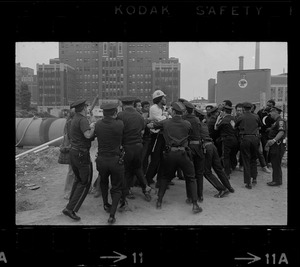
left=15, top=142, right=288, bottom=225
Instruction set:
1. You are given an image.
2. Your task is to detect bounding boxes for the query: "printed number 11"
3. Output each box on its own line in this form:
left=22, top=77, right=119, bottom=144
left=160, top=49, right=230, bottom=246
left=132, top=252, right=143, bottom=264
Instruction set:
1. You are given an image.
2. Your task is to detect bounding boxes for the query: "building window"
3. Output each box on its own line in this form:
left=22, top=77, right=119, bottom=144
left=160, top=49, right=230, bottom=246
left=277, top=87, right=283, bottom=101
left=103, top=42, right=108, bottom=54
left=271, top=87, right=276, bottom=100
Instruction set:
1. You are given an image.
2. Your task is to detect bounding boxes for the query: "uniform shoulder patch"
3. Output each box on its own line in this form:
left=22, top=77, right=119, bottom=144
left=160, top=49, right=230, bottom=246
left=279, top=120, right=284, bottom=127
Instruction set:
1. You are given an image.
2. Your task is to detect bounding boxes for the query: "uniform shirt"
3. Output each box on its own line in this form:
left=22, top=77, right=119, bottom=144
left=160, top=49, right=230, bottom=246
left=95, top=116, right=124, bottom=155
left=235, top=112, right=262, bottom=135
left=69, top=113, right=92, bottom=150
left=182, top=113, right=202, bottom=141
left=199, top=121, right=213, bottom=142
left=117, top=106, right=145, bottom=145
left=153, top=115, right=191, bottom=147
left=268, top=117, right=286, bottom=140
left=149, top=104, right=168, bottom=133
left=207, top=114, right=220, bottom=141
left=216, top=114, right=236, bottom=137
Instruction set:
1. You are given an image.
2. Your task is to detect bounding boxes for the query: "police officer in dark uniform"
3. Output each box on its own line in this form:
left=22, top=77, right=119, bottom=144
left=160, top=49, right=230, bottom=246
left=195, top=108, right=234, bottom=198
left=94, top=102, right=124, bottom=224
left=182, top=101, right=205, bottom=203
left=117, top=96, right=152, bottom=209
left=148, top=102, right=202, bottom=213
left=235, top=102, right=262, bottom=189
left=62, top=99, right=95, bottom=221
left=207, top=106, right=222, bottom=157
left=265, top=106, right=286, bottom=186
left=214, top=105, right=238, bottom=178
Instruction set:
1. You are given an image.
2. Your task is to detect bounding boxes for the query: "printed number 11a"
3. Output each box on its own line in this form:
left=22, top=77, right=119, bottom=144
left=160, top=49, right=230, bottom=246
left=132, top=252, right=143, bottom=264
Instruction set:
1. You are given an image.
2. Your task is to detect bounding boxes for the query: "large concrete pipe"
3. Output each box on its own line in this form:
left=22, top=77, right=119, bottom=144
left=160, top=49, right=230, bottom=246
left=15, top=117, right=66, bottom=147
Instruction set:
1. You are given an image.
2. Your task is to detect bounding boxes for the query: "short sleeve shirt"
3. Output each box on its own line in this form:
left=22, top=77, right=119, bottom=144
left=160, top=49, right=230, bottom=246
left=268, top=117, right=286, bottom=140
left=69, top=113, right=92, bottom=150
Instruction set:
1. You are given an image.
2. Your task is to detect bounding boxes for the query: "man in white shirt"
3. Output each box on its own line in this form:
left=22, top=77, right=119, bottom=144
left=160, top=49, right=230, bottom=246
left=145, top=90, right=168, bottom=187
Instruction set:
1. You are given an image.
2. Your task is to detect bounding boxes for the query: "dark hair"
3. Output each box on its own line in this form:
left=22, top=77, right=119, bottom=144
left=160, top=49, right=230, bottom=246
left=141, top=101, right=150, bottom=108
left=134, top=99, right=141, bottom=108
left=103, top=108, right=117, bottom=117
left=235, top=103, right=243, bottom=110
left=153, top=95, right=163, bottom=105
left=223, top=100, right=232, bottom=107
left=267, top=99, right=275, bottom=106
left=224, top=109, right=232, bottom=114
left=173, top=109, right=183, bottom=115
left=186, top=107, right=193, bottom=114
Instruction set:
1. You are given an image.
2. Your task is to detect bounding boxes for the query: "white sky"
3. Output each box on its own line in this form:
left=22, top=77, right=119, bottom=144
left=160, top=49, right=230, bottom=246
left=16, top=42, right=287, bottom=101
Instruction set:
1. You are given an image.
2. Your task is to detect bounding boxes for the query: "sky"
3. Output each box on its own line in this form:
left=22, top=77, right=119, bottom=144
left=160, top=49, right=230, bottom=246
left=16, top=42, right=287, bottom=101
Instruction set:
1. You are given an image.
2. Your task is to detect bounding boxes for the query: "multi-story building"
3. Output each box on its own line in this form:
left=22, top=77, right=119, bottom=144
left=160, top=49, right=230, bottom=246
left=270, top=73, right=287, bottom=117
left=152, top=57, right=180, bottom=104
left=20, top=67, right=38, bottom=105
left=37, top=60, right=77, bottom=108
left=59, top=42, right=171, bottom=103
left=15, top=63, right=38, bottom=108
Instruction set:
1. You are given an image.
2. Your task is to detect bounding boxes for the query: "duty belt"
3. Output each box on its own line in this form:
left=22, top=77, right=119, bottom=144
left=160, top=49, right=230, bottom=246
left=98, top=152, right=119, bottom=157
left=189, top=140, right=201, bottom=145
left=170, top=146, right=185, bottom=151
left=241, top=134, right=259, bottom=137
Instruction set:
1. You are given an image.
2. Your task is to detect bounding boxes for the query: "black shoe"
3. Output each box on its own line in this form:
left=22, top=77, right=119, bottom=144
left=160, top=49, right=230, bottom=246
left=156, top=200, right=162, bottom=209
left=214, top=189, right=229, bottom=198
left=118, top=200, right=128, bottom=212
left=267, top=181, right=281, bottom=186
left=252, top=179, right=257, bottom=185
left=62, top=208, right=81, bottom=221
left=186, top=198, right=192, bottom=204
left=104, top=203, right=112, bottom=213
left=192, top=203, right=203, bottom=213
left=228, top=187, right=235, bottom=193
left=107, top=216, right=116, bottom=224
left=126, top=189, right=135, bottom=199
left=198, top=196, right=204, bottom=203
left=144, top=192, right=151, bottom=202
left=169, top=181, right=175, bottom=186
left=148, top=179, right=155, bottom=185
left=155, top=182, right=160, bottom=189
left=245, top=183, right=252, bottom=189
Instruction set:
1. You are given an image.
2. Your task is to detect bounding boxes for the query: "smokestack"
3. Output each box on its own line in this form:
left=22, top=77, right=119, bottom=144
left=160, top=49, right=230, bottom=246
left=255, top=42, right=260, bottom=69
left=239, top=56, right=244, bottom=70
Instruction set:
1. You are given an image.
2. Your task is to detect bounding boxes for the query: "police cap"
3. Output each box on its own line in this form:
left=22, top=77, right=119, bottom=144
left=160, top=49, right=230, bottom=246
left=194, top=108, right=206, bottom=116
left=70, top=99, right=87, bottom=109
left=270, top=106, right=282, bottom=113
left=243, top=102, right=253, bottom=109
left=207, top=106, right=218, bottom=114
left=171, top=101, right=186, bottom=112
left=100, top=102, right=119, bottom=110
left=119, top=96, right=136, bottom=104
left=183, top=101, right=195, bottom=109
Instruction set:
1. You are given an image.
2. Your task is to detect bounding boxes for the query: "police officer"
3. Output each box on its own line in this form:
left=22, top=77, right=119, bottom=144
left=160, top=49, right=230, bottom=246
left=214, top=105, right=238, bottom=178
left=195, top=108, right=234, bottom=198
left=182, top=101, right=205, bottom=203
left=207, top=106, right=222, bottom=157
left=265, top=106, right=286, bottom=186
left=62, top=99, right=95, bottom=221
left=94, top=102, right=124, bottom=224
left=117, top=96, right=152, bottom=209
left=235, top=102, right=262, bottom=189
left=148, top=102, right=202, bottom=213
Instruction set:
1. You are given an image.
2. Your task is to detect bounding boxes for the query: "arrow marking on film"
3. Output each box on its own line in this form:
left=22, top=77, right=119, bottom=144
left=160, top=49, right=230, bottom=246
left=235, top=252, right=261, bottom=264
left=100, top=251, right=127, bottom=263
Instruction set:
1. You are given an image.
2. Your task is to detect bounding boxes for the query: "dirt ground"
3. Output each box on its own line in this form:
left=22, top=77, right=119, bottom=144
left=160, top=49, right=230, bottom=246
left=15, top=142, right=288, bottom=225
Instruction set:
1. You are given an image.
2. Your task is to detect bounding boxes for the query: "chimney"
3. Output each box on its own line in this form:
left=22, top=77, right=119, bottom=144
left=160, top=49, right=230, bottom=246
left=239, top=56, right=244, bottom=70
left=255, top=42, right=260, bottom=69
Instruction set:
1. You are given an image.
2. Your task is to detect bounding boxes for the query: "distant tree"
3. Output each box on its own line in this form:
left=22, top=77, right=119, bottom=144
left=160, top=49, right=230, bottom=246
left=20, top=83, right=31, bottom=110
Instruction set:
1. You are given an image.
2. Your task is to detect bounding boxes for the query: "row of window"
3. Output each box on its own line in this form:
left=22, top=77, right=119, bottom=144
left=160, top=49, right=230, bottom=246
left=270, top=87, right=287, bottom=102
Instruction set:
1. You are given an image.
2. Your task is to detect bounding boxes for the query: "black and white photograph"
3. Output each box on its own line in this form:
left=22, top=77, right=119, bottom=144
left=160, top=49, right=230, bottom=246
left=15, top=42, right=288, bottom=226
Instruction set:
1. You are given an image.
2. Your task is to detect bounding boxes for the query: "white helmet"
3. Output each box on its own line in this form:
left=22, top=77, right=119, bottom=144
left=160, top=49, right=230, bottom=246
left=152, top=90, right=166, bottom=100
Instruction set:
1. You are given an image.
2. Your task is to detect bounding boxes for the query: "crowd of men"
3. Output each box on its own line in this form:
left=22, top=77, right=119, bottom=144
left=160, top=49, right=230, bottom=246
left=61, top=90, right=287, bottom=224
